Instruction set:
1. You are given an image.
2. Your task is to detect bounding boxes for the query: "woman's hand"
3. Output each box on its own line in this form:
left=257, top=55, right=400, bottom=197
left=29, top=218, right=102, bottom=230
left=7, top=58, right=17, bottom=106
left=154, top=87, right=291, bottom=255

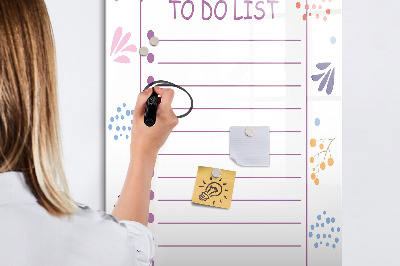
left=130, top=86, right=179, bottom=158
left=112, top=87, right=178, bottom=225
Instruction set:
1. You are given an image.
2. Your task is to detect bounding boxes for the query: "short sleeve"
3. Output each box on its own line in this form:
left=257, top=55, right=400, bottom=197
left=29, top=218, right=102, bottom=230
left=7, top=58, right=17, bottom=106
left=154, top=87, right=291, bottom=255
left=76, top=203, right=155, bottom=266
left=119, top=220, right=155, bottom=266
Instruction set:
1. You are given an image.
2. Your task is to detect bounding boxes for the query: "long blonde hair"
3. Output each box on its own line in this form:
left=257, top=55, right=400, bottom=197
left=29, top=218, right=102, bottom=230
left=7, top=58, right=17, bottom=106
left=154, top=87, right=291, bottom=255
left=0, top=0, right=77, bottom=216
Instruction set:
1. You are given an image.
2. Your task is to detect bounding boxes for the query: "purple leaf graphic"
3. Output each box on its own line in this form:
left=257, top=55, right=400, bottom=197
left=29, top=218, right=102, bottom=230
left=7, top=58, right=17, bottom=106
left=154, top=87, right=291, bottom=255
left=318, top=69, right=331, bottom=92
left=317, top=63, right=331, bottom=71
left=326, top=68, right=335, bottom=95
left=114, top=33, right=131, bottom=54
left=114, top=55, right=130, bottom=64
left=110, top=27, right=122, bottom=56
left=312, top=73, right=325, bottom=81
left=122, top=44, right=137, bottom=53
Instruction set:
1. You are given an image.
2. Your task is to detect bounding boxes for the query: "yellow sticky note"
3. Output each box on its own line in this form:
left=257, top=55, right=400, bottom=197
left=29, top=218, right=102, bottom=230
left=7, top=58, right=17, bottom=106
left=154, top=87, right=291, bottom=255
left=192, top=166, right=236, bottom=209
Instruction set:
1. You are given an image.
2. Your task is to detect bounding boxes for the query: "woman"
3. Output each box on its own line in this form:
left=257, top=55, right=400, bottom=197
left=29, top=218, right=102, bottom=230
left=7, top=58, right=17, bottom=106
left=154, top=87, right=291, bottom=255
left=0, top=0, right=177, bottom=265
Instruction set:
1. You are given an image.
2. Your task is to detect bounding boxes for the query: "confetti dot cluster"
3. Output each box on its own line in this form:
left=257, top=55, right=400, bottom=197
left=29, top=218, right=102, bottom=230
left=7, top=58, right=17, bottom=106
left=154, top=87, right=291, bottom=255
left=108, top=103, right=134, bottom=140
left=309, top=211, right=340, bottom=249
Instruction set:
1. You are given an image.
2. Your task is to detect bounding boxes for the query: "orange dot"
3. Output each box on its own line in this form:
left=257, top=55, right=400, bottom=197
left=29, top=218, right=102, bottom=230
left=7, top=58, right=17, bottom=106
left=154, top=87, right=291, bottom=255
left=328, top=158, right=334, bottom=166
left=309, top=12, right=312, bottom=16
left=316, top=14, right=320, bottom=19
left=313, top=168, right=315, bottom=171
left=312, top=4, right=316, bottom=9
left=303, top=14, right=307, bottom=20
left=326, top=9, right=331, bottom=14
left=310, top=139, right=316, bottom=147
left=320, top=143, right=324, bottom=149
left=296, top=2, right=301, bottom=8
left=311, top=173, right=316, bottom=180
left=323, top=16, right=327, bottom=21
left=314, top=178, right=319, bottom=185
left=320, top=162, right=326, bottom=170
left=310, top=157, right=315, bottom=163
left=305, top=4, right=309, bottom=9
left=319, top=5, right=322, bottom=9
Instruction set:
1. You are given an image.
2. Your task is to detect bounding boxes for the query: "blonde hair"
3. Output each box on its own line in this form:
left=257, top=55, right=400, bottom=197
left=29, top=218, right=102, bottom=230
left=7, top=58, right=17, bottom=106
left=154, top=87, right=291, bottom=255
left=0, top=0, right=77, bottom=216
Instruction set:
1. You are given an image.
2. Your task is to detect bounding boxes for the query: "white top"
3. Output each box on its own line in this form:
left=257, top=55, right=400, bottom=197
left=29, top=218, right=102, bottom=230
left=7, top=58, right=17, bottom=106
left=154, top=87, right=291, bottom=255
left=0, top=171, right=155, bottom=266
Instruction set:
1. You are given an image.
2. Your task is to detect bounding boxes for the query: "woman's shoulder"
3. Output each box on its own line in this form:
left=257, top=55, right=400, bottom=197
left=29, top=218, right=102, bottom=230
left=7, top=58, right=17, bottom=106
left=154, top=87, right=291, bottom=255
left=73, top=203, right=155, bottom=265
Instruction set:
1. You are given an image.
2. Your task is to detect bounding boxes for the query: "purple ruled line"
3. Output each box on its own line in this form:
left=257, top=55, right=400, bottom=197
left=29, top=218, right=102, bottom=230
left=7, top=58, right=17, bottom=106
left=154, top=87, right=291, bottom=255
left=159, top=39, right=302, bottom=42
left=159, top=62, right=301, bottom=65
left=158, top=222, right=301, bottom=225
left=158, top=245, right=301, bottom=248
left=158, top=176, right=301, bottom=179
left=158, top=154, right=301, bottom=156
left=177, top=84, right=301, bottom=87
left=158, top=200, right=301, bottom=202
left=171, top=130, right=301, bottom=133
left=172, top=107, right=301, bottom=110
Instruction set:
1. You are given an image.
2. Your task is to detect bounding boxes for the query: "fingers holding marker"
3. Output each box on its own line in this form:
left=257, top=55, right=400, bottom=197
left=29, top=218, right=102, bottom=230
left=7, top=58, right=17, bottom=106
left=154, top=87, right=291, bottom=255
left=154, top=86, right=175, bottom=107
left=133, top=88, right=153, bottom=119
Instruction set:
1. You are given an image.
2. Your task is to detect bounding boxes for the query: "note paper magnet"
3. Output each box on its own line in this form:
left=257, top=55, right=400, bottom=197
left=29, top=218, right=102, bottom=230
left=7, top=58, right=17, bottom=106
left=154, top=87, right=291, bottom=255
left=192, top=166, right=236, bottom=209
left=229, top=126, right=270, bottom=167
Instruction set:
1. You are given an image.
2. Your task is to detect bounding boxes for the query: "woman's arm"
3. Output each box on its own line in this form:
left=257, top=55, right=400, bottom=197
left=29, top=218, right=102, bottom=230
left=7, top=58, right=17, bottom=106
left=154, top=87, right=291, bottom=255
left=112, top=87, right=178, bottom=225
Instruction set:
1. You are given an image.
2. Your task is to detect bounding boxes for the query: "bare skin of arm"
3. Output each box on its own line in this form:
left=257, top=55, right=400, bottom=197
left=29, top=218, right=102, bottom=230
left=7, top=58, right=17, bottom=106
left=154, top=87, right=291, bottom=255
left=112, top=87, right=178, bottom=225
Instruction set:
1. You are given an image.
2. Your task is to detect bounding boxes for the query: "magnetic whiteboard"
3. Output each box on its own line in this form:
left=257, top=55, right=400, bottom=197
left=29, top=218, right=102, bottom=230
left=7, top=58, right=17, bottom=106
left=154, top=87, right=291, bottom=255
left=106, top=1, right=342, bottom=265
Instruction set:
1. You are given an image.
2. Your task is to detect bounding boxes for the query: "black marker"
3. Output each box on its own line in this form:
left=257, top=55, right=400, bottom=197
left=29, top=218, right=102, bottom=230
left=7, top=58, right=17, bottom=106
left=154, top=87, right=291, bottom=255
left=144, top=88, right=159, bottom=127
left=142, top=80, right=194, bottom=127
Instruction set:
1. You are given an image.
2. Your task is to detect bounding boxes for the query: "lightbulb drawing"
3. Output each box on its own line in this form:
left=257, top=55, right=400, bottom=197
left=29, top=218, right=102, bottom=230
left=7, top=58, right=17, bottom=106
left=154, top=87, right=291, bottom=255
left=192, top=166, right=236, bottom=209
left=199, top=182, right=222, bottom=201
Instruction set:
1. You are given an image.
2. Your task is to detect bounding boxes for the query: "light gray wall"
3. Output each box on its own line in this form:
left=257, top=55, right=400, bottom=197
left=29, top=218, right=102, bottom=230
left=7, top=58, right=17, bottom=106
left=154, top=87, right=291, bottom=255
left=46, top=0, right=105, bottom=211
left=343, top=1, right=400, bottom=265
left=45, top=0, right=400, bottom=265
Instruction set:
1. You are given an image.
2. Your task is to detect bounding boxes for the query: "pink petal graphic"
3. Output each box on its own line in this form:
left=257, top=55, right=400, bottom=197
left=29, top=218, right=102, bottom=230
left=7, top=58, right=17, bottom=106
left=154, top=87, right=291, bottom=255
left=122, top=44, right=137, bottom=53
left=110, top=27, right=122, bottom=56
left=114, top=33, right=131, bottom=54
left=114, top=55, right=130, bottom=64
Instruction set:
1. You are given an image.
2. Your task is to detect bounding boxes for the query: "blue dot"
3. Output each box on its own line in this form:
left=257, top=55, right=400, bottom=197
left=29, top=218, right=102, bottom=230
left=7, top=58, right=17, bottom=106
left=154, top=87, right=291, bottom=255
left=311, top=225, right=314, bottom=230
left=122, top=126, right=126, bottom=131
left=131, top=120, right=133, bottom=124
left=123, top=103, right=126, bottom=107
left=121, top=115, right=125, bottom=120
left=114, top=135, right=118, bottom=140
left=131, top=110, right=134, bottom=115
left=116, top=126, right=120, bottom=131
left=323, top=211, right=326, bottom=215
left=116, top=115, right=119, bottom=120
left=331, top=36, right=336, bottom=44
left=128, top=127, right=131, bottom=131
left=337, top=227, right=341, bottom=232
left=314, top=242, right=318, bottom=248
left=326, top=242, right=330, bottom=247
left=320, top=241, right=322, bottom=244
left=331, top=227, right=335, bottom=232
left=316, top=223, right=319, bottom=227
left=110, top=117, right=114, bottom=122
left=316, top=234, right=320, bottom=239
left=332, top=244, right=336, bottom=249
left=126, top=135, right=129, bottom=139
left=328, top=234, right=331, bottom=238
left=323, top=234, right=326, bottom=238
left=326, top=217, right=331, bottom=224
left=317, top=215, right=321, bottom=220
left=126, top=110, right=130, bottom=116
left=321, top=223, right=324, bottom=227
left=117, top=107, right=121, bottom=113
left=331, top=217, right=336, bottom=223
left=108, top=124, right=112, bottom=130
left=335, top=238, right=339, bottom=243
left=315, top=118, right=320, bottom=126
left=120, top=134, right=122, bottom=136
left=309, top=232, right=313, bottom=238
